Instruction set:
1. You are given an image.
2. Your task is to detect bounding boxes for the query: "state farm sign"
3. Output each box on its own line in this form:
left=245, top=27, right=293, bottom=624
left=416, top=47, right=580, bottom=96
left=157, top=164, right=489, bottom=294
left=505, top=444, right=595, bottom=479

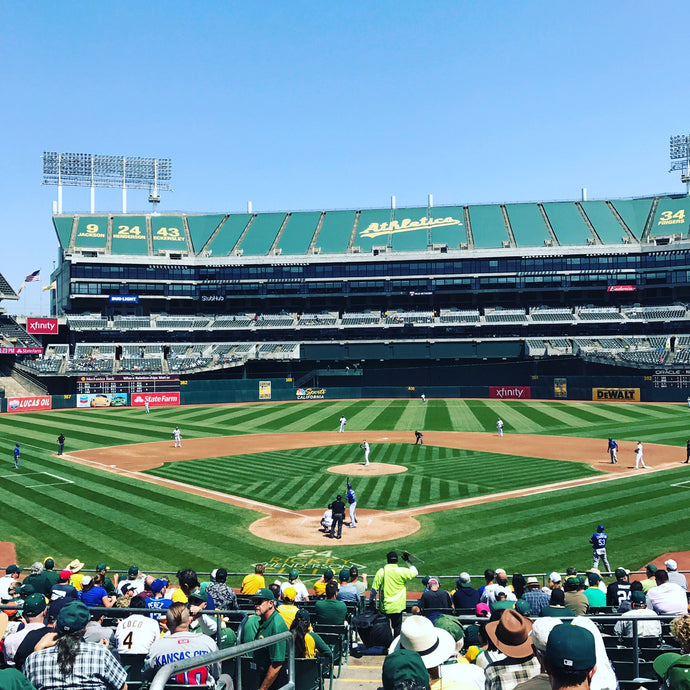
left=489, top=386, right=531, bottom=399
left=26, top=318, right=58, bottom=334
left=131, top=392, right=180, bottom=407
left=6, top=396, right=52, bottom=413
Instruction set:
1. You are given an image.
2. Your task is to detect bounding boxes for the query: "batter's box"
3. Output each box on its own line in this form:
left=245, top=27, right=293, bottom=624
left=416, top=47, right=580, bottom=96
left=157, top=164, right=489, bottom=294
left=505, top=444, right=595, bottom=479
left=670, top=480, right=690, bottom=489
left=0, top=471, right=73, bottom=489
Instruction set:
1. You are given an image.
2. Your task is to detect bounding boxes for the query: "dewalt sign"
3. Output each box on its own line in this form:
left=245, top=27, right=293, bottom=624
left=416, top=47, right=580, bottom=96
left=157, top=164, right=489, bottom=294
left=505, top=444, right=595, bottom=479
left=592, top=388, right=640, bottom=401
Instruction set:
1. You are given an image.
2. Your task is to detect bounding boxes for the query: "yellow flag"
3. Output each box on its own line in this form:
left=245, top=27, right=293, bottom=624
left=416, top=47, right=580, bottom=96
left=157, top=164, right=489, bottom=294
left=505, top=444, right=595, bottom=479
left=42, top=281, right=56, bottom=292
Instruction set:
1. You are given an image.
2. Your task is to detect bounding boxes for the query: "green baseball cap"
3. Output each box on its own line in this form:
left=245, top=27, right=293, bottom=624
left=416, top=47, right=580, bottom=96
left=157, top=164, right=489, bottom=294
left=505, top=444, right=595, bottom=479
left=57, top=601, right=90, bottom=633
left=654, top=653, right=683, bottom=679
left=656, top=654, right=690, bottom=690
left=323, top=568, right=334, bottom=580
left=382, top=648, right=430, bottom=690
left=288, top=569, right=300, bottom=580
left=252, top=587, right=275, bottom=602
left=545, top=624, right=596, bottom=672
left=23, top=593, right=47, bottom=618
left=339, top=568, right=350, bottom=582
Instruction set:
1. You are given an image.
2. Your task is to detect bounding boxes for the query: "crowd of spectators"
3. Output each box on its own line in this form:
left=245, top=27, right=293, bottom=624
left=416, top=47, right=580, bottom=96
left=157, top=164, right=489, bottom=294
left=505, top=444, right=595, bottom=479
left=0, top=556, right=689, bottom=690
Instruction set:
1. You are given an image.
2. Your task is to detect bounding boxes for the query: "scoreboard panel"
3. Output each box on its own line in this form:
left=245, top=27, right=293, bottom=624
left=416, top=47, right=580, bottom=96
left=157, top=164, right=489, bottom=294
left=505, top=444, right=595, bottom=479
left=652, top=370, right=690, bottom=389
left=77, top=375, right=180, bottom=395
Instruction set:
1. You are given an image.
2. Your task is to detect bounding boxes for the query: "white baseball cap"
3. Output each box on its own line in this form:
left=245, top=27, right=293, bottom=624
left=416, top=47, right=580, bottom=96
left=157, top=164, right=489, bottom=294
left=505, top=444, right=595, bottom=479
left=665, top=559, right=678, bottom=571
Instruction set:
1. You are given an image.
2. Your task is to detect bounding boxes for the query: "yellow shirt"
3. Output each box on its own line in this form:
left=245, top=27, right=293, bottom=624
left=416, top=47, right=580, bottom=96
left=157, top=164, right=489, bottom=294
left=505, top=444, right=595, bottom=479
left=278, top=604, right=299, bottom=630
left=241, top=573, right=265, bottom=595
left=70, top=573, right=85, bottom=591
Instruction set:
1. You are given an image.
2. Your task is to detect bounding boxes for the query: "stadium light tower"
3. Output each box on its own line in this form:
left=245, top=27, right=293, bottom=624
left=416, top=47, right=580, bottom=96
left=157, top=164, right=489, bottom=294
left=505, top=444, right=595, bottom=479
left=42, top=152, right=172, bottom=213
left=669, top=135, right=690, bottom=194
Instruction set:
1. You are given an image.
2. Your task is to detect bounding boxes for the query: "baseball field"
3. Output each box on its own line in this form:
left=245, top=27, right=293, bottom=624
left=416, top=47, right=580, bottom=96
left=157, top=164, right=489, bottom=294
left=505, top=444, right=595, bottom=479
left=1, top=397, right=689, bottom=582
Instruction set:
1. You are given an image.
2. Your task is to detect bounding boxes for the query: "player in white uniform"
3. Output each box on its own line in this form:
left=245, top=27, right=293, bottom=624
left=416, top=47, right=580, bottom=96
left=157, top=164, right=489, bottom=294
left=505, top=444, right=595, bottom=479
left=339, top=416, right=346, bottom=432
left=635, top=441, right=647, bottom=469
left=496, top=419, right=504, bottom=436
left=145, top=400, right=150, bottom=413
left=173, top=426, right=182, bottom=448
left=361, top=440, right=370, bottom=466
left=421, top=394, right=426, bottom=403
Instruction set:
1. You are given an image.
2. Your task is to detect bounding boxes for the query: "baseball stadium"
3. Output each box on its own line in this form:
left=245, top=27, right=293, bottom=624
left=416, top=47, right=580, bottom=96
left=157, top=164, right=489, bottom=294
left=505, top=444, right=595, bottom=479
left=2, top=172, right=690, bottom=687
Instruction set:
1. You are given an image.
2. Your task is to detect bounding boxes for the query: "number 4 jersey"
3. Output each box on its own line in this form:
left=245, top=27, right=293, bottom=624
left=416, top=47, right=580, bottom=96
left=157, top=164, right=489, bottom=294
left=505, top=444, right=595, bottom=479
left=115, top=613, right=161, bottom=654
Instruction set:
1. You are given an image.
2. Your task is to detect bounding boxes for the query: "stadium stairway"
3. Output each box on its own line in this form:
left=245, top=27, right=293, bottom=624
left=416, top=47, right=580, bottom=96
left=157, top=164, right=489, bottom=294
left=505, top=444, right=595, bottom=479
left=333, top=655, right=383, bottom=690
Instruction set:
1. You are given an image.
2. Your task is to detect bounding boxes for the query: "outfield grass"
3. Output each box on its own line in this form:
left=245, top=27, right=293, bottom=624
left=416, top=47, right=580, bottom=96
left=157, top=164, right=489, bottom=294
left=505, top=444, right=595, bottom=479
left=0, top=399, right=688, bottom=580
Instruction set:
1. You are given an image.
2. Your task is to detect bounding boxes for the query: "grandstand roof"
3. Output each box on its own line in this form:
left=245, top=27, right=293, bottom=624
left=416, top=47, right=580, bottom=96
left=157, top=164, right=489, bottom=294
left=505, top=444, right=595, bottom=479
left=0, top=270, right=18, bottom=300
left=54, top=193, right=690, bottom=260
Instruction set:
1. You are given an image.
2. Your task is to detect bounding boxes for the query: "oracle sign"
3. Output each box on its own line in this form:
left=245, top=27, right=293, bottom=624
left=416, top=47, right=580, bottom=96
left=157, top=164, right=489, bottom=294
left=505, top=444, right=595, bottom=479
left=6, top=396, right=52, bottom=413
left=131, top=392, right=180, bottom=407
left=26, top=318, right=58, bottom=334
left=489, top=386, right=532, bottom=399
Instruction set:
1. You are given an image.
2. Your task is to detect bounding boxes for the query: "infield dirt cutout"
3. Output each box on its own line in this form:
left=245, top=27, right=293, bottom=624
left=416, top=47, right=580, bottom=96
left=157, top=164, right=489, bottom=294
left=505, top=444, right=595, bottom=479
left=70, top=432, right=685, bottom=546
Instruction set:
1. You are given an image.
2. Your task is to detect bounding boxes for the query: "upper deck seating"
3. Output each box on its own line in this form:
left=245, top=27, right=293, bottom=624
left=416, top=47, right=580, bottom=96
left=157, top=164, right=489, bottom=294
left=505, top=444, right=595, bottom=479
left=113, top=316, right=152, bottom=330
left=529, top=309, right=575, bottom=322
left=212, top=316, right=254, bottom=328
left=542, top=202, right=595, bottom=245
left=505, top=203, right=552, bottom=246
left=69, top=316, right=109, bottom=330
left=341, top=313, right=381, bottom=326
left=577, top=308, right=624, bottom=321
left=384, top=311, right=434, bottom=325
left=484, top=310, right=527, bottom=324
left=439, top=310, right=480, bottom=324
left=254, top=315, right=296, bottom=327
left=297, top=313, right=338, bottom=326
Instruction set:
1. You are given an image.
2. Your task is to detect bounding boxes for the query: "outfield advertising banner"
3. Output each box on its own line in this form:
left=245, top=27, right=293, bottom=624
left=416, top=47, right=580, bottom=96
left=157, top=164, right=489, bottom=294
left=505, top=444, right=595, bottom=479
left=77, top=393, right=128, bottom=408
left=296, top=387, right=326, bottom=400
left=7, top=396, right=52, bottom=413
left=26, top=317, right=58, bottom=334
left=131, top=392, right=180, bottom=407
left=259, top=381, right=272, bottom=400
left=592, top=388, right=641, bottom=401
left=489, top=386, right=531, bottom=399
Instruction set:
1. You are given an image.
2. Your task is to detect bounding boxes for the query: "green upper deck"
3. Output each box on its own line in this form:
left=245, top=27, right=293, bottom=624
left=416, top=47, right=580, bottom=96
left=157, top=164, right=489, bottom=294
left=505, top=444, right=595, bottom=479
left=53, top=194, right=689, bottom=258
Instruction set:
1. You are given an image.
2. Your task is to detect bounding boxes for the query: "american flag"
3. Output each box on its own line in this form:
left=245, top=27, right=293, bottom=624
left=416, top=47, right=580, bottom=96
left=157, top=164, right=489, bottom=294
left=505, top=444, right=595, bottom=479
left=24, top=270, right=40, bottom=282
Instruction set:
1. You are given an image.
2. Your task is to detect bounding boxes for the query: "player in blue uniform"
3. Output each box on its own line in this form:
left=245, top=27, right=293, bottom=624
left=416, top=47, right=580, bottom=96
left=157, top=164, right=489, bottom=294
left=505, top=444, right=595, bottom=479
left=346, top=480, right=357, bottom=528
left=590, top=524, right=611, bottom=573
left=607, top=438, right=618, bottom=464
left=13, top=443, right=19, bottom=469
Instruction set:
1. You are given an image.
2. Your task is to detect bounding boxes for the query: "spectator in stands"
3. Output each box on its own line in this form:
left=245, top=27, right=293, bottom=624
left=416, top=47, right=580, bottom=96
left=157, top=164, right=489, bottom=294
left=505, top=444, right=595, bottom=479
left=0, top=565, right=23, bottom=602
left=666, top=559, right=688, bottom=591
left=583, top=573, right=606, bottom=608
left=613, top=591, right=662, bottom=638
left=144, top=579, right=172, bottom=620
left=279, top=568, right=309, bottom=602
left=570, top=616, right=618, bottom=690
left=521, top=577, right=550, bottom=617
left=114, top=595, right=160, bottom=655
left=290, top=609, right=333, bottom=661
left=492, top=588, right=517, bottom=614
left=172, top=568, right=199, bottom=603
left=514, top=617, right=561, bottom=690
left=543, top=624, right=596, bottom=690
left=370, top=551, right=419, bottom=638
left=315, top=580, right=347, bottom=625
left=512, top=574, right=526, bottom=600
left=382, top=648, right=430, bottom=690
left=540, top=589, right=574, bottom=618
left=79, top=575, right=115, bottom=608
left=563, top=577, right=589, bottom=616
left=277, top=586, right=300, bottom=629
left=415, top=578, right=452, bottom=619
left=314, top=568, right=335, bottom=597
left=349, top=566, right=367, bottom=598
left=478, top=569, right=496, bottom=599
left=606, top=567, right=631, bottom=608
left=42, top=558, right=59, bottom=590
left=116, top=565, right=146, bottom=596
left=640, top=563, right=658, bottom=593
left=66, top=559, right=85, bottom=591
left=84, top=611, right=115, bottom=649
left=646, top=569, right=688, bottom=616
left=337, top=568, right=360, bottom=602
left=241, top=563, right=266, bottom=595
left=3, top=593, right=47, bottom=667
left=670, top=614, right=690, bottom=653
left=22, top=562, right=51, bottom=598
left=23, top=601, right=127, bottom=690
left=95, top=563, right=117, bottom=596
left=484, top=609, right=540, bottom=690
left=250, top=588, right=289, bottom=690
left=144, top=601, right=224, bottom=686
left=206, top=568, right=237, bottom=610
left=389, top=615, right=458, bottom=689
left=547, top=572, right=562, bottom=591
left=453, top=572, right=480, bottom=610
left=482, top=569, right=510, bottom=605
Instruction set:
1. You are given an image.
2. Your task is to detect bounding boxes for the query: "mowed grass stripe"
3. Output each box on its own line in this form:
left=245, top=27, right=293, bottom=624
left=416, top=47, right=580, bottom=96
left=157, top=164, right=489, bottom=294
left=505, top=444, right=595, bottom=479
left=444, top=400, right=486, bottom=432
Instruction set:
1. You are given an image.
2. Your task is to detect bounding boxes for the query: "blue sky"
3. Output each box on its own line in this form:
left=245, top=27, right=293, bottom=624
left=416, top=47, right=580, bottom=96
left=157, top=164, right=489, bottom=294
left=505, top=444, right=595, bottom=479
left=1, top=1, right=689, bottom=314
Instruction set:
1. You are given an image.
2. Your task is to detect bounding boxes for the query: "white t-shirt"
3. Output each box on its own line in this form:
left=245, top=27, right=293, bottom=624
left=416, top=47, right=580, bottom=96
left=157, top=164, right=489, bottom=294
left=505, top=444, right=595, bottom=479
left=115, top=613, right=161, bottom=654
left=280, top=580, right=309, bottom=602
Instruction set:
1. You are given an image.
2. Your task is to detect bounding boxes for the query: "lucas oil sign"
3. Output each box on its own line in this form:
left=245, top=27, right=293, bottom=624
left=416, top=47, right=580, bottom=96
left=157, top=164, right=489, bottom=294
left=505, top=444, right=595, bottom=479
left=592, top=388, right=640, bottom=401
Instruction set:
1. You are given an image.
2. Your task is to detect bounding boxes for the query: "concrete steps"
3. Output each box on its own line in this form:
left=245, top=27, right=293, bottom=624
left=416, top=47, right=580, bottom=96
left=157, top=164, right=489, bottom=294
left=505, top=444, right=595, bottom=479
left=333, top=654, right=384, bottom=690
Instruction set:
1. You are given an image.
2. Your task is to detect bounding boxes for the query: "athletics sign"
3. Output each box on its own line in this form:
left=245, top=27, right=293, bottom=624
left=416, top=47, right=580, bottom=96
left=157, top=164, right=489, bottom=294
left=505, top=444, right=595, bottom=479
left=592, top=388, right=640, bottom=401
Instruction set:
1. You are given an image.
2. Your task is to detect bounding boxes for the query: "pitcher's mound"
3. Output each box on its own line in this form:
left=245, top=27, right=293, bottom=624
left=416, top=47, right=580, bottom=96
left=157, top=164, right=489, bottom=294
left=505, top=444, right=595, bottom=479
left=327, top=463, right=408, bottom=476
